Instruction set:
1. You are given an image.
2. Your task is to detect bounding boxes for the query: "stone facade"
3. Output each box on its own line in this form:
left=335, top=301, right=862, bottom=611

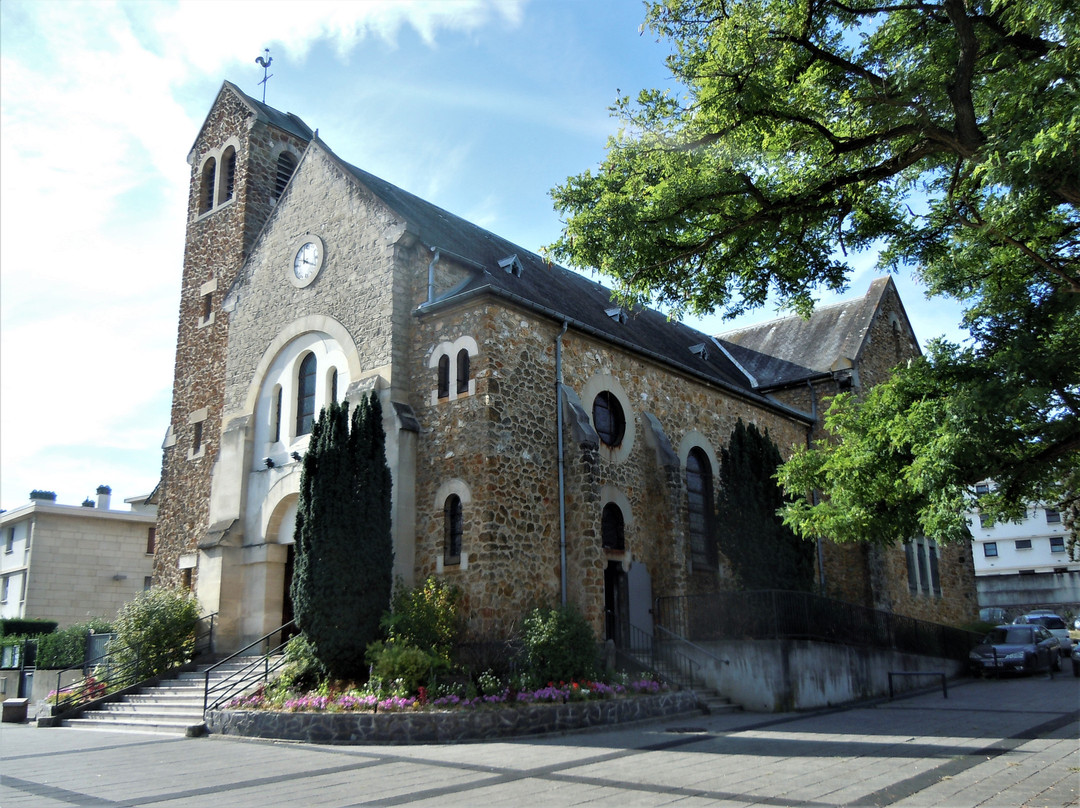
left=158, top=83, right=976, bottom=653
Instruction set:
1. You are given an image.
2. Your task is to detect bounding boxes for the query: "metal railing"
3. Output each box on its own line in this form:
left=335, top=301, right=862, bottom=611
left=47, top=611, right=217, bottom=718
left=616, top=623, right=702, bottom=690
left=654, top=590, right=982, bottom=662
left=202, top=621, right=294, bottom=713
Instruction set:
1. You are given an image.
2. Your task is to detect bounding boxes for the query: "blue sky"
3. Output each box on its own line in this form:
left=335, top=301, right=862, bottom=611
left=0, top=0, right=967, bottom=513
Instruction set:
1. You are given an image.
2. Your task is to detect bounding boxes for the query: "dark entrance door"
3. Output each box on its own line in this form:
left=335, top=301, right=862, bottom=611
left=604, top=561, right=629, bottom=647
left=282, top=544, right=297, bottom=642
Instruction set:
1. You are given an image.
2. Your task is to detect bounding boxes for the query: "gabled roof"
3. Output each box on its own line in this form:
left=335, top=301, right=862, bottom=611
left=331, top=159, right=806, bottom=415
left=716, top=277, right=898, bottom=389
left=187, top=81, right=313, bottom=160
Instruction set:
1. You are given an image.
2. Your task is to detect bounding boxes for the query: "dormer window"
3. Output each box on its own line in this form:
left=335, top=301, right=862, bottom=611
left=498, top=255, right=523, bottom=277
left=606, top=307, right=627, bottom=324
left=689, top=343, right=709, bottom=362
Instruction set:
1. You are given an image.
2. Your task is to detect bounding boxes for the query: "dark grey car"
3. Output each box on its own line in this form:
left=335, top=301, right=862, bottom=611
left=969, top=624, right=1061, bottom=676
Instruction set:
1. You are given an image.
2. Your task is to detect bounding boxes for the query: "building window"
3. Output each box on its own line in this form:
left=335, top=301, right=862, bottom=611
left=222, top=147, right=236, bottom=202
left=329, top=368, right=338, bottom=404
left=1049, top=536, right=1065, bottom=553
left=4, top=527, right=13, bottom=554
left=192, top=421, right=203, bottom=454
left=272, top=385, right=283, bottom=443
left=905, top=537, right=941, bottom=596
left=983, top=542, right=998, bottom=558
left=146, top=527, right=156, bottom=555
left=686, top=447, right=716, bottom=569
left=1046, top=508, right=1061, bottom=524
left=1, top=576, right=8, bottom=603
left=199, top=157, right=216, bottom=214
left=437, top=355, right=450, bottom=399
left=274, top=152, right=298, bottom=199
left=296, top=353, right=317, bottom=436
left=1015, top=539, right=1032, bottom=550
left=143, top=576, right=153, bottom=591
left=593, top=391, right=626, bottom=447
left=601, top=503, right=625, bottom=550
left=975, top=483, right=989, bottom=496
left=444, top=495, right=463, bottom=565
left=456, top=349, right=470, bottom=395
left=979, top=512, right=994, bottom=529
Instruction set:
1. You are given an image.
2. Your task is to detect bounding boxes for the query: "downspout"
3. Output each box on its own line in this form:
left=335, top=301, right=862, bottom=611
left=427, top=248, right=440, bottom=304
left=807, top=379, right=826, bottom=592
left=555, top=321, right=569, bottom=607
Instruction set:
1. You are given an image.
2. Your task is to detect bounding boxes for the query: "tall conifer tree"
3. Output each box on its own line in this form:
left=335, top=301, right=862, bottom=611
left=716, top=420, right=814, bottom=592
left=291, top=393, right=393, bottom=679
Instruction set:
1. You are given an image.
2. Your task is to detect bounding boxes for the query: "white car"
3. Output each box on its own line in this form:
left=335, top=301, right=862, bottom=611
left=1013, top=613, right=1073, bottom=657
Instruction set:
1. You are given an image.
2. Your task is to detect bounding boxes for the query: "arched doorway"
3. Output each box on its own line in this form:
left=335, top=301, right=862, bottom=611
left=604, top=561, right=629, bottom=647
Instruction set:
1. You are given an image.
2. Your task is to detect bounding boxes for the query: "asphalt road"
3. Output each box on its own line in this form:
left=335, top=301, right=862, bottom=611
left=2, top=669, right=1077, bottom=807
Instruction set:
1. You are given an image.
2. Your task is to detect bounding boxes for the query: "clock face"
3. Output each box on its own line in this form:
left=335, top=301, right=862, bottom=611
left=293, top=241, right=320, bottom=280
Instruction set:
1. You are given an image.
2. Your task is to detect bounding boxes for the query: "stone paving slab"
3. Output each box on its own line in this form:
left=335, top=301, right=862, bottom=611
left=2, top=671, right=1077, bottom=806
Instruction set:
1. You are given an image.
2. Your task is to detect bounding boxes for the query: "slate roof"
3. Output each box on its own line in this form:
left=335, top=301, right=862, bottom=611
left=716, top=278, right=894, bottom=389
left=332, top=158, right=800, bottom=412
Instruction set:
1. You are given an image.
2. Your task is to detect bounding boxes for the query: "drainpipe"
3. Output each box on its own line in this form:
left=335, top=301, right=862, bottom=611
left=555, top=321, right=569, bottom=607
left=806, top=379, right=826, bottom=592
left=427, top=248, right=440, bottom=304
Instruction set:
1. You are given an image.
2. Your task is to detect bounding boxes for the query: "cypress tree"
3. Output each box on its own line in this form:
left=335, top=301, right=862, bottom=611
left=716, top=420, right=814, bottom=592
left=291, top=393, right=393, bottom=679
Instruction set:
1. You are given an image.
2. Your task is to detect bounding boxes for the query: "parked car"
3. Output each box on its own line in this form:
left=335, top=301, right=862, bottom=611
left=969, top=624, right=1061, bottom=676
left=1012, top=613, right=1073, bottom=657
left=979, top=607, right=1007, bottom=624
left=1072, top=644, right=1080, bottom=678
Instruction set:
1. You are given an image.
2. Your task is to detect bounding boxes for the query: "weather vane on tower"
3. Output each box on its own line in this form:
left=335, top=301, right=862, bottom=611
left=255, top=49, right=273, bottom=104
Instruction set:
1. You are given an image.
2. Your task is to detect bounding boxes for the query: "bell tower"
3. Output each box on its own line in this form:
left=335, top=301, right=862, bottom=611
left=154, top=82, right=311, bottom=591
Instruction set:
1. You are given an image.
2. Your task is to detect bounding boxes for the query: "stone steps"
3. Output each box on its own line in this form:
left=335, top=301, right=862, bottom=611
left=59, top=656, right=270, bottom=736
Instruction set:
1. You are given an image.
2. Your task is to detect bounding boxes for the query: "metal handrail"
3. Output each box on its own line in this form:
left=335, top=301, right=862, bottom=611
left=202, top=620, right=295, bottom=713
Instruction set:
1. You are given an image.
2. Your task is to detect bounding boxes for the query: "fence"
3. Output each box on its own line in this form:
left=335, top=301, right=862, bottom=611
left=654, top=590, right=980, bottom=662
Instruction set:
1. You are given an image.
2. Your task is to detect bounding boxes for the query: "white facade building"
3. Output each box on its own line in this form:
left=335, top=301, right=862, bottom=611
left=968, top=481, right=1079, bottom=615
left=0, top=488, right=157, bottom=627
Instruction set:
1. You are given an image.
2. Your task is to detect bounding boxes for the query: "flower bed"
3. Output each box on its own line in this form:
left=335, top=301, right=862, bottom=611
left=206, top=685, right=698, bottom=744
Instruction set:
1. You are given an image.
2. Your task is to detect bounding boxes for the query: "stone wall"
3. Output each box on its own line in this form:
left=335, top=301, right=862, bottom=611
left=155, top=86, right=309, bottom=590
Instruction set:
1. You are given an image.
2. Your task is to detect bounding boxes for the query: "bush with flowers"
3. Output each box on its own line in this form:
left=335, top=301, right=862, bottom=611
left=222, top=582, right=668, bottom=716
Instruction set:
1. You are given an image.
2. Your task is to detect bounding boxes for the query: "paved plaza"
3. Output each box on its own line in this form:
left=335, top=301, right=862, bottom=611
left=2, top=671, right=1077, bottom=807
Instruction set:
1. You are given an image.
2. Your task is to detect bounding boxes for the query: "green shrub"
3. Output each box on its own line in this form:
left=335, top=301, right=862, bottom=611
left=382, top=576, right=462, bottom=665
left=520, top=605, right=597, bottom=684
left=35, top=619, right=113, bottom=668
left=366, top=641, right=445, bottom=694
left=109, top=587, right=200, bottom=680
left=1, top=618, right=57, bottom=638
left=273, top=633, right=328, bottom=695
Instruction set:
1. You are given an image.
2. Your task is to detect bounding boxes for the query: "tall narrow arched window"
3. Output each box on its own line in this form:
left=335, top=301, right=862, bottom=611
left=437, top=354, right=450, bottom=399
left=275, top=152, right=298, bottom=199
left=686, top=448, right=716, bottom=569
left=329, top=368, right=338, bottom=404
left=296, top=353, right=317, bottom=436
left=199, top=158, right=216, bottom=214
left=444, top=494, right=463, bottom=564
left=222, top=147, right=237, bottom=202
left=601, top=503, right=625, bottom=550
left=272, top=385, right=283, bottom=443
left=456, top=349, right=470, bottom=395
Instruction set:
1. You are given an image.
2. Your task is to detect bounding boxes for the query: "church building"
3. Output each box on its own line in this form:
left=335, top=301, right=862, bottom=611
left=154, top=82, right=976, bottom=653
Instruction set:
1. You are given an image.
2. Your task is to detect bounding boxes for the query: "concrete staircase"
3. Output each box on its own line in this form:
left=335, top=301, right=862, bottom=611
left=60, top=657, right=264, bottom=736
left=695, top=689, right=740, bottom=715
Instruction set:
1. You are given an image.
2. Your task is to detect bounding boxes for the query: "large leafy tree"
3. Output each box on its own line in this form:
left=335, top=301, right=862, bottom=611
left=292, top=394, right=393, bottom=679
left=716, top=420, right=816, bottom=591
left=551, top=0, right=1079, bottom=550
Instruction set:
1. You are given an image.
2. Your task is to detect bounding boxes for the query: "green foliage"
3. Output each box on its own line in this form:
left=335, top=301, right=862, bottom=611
left=550, top=0, right=1079, bottom=551
left=270, top=634, right=328, bottom=696
left=1, top=618, right=57, bottom=637
left=366, top=641, right=445, bottom=694
left=382, top=576, right=462, bottom=665
left=520, top=605, right=597, bottom=684
left=716, top=420, right=815, bottom=590
left=291, top=394, right=394, bottom=680
left=35, top=619, right=113, bottom=669
left=109, top=587, right=199, bottom=679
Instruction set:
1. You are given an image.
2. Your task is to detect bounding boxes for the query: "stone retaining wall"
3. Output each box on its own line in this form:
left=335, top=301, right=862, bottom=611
left=206, top=690, right=698, bottom=744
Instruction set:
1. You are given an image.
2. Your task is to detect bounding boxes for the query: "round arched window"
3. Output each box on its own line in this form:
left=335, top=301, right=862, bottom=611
left=593, top=391, right=626, bottom=447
